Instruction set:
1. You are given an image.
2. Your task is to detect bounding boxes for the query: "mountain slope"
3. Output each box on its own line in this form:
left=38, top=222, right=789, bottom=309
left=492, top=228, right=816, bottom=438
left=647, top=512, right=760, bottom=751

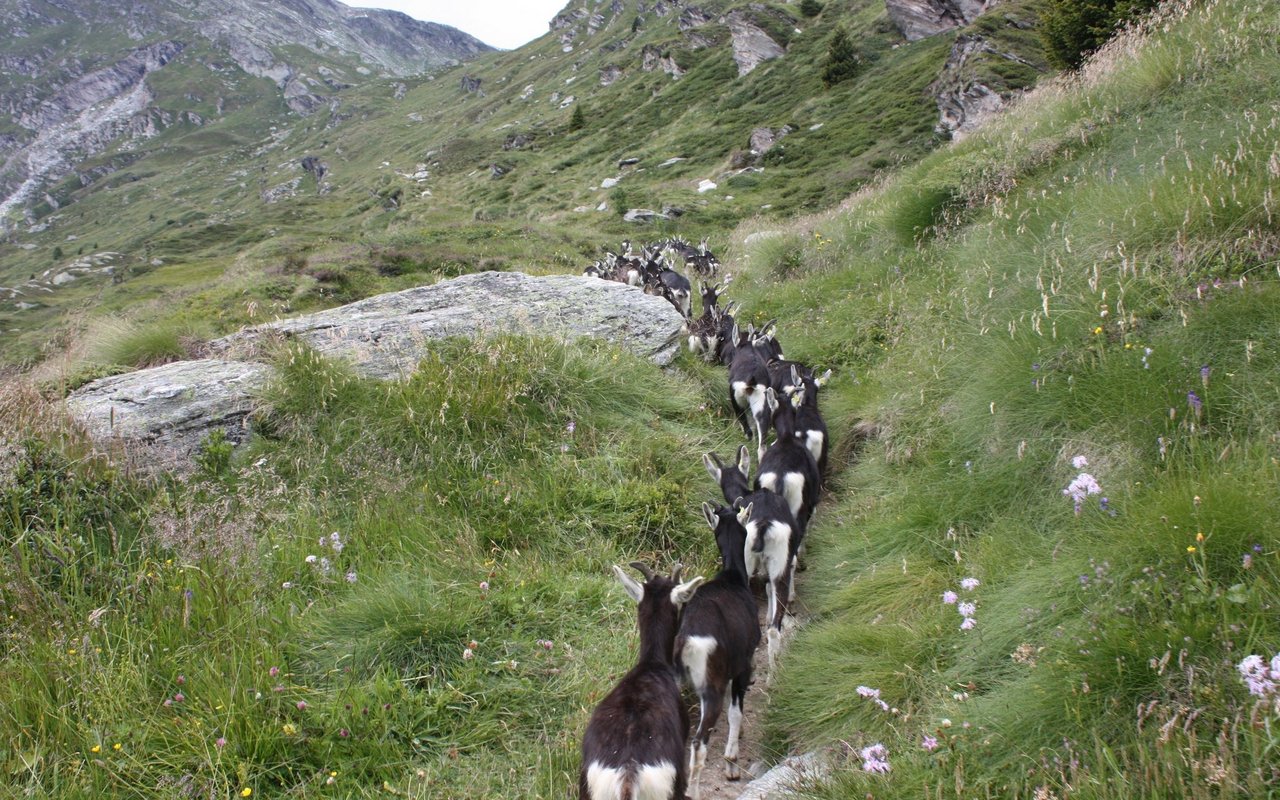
left=0, top=0, right=1049, bottom=367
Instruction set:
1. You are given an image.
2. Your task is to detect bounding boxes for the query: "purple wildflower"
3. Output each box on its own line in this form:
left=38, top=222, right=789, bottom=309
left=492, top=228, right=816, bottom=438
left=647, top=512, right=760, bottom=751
left=269, top=666, right=280, bottom=677
left=960, top=577, right=980, bottom=591
left=957, top=601, right=976, bottom=618
left=1063, top=473, right=1102, bottom=515
left=1187, top=391, right=1203, bottom=417
left=860, top=743, right=891, bottom=774
left=1201, top=365, right=1211, bottom=387
left=173, top=693, right=185, bottom=703
left=215, top=737, right=227, bottom=749
left=566, top=420, right=576, bottom=434
left=942, top=591, right=958, bottom=605
left=296, top=701, right=308, bottom=711
left=345, top=571, right=357, bottom=584
left=1237, top=654, right=1276, bottom=697
left=921, top=735, right=939, bottom=752
left=960, top=617, right=977, bottom=631
left=1243, top=553, right=1253, bottom=569
left=1071, top=455, right=1088, bottom=469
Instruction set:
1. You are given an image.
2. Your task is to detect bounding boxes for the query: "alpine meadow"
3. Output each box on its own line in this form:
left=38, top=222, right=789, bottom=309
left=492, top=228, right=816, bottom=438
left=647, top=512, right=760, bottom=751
left=2, top=0, right=1279, bottom=798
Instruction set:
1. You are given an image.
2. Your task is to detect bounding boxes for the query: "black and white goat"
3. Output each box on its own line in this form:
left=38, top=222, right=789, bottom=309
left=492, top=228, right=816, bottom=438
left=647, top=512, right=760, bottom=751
left=766, top=363, right=832, bottom=482
left=579, top=562, right=705, bottom=800
left=756, top=385, right=821, bottom=536
left=675, top=503, right=760, bottom=798
left=729, top=324, right=787, bottom=461
left=686, top=280, right=732, bottom=358
left=704, top=447, right=800, bottom=676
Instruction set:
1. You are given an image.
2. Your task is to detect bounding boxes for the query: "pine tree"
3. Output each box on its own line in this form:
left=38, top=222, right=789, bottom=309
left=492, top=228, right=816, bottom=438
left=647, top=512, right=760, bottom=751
left=1040, top=0, right=1160, bottom=69
left=569, top=104, right=586, bottom=132
left=799, top=0, right=823, bottom=18
left=821, top=26, right=858, bottom=88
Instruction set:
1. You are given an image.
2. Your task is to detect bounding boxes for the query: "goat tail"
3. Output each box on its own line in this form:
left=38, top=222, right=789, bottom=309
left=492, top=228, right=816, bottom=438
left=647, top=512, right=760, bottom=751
left=619, top=772, right=634, bottom=800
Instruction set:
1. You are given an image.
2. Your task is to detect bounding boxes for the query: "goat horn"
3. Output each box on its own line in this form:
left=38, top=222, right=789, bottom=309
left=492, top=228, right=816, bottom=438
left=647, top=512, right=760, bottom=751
left=670, top=563, right=684, bottom=582
left=629, top=561, right=655, bottom=581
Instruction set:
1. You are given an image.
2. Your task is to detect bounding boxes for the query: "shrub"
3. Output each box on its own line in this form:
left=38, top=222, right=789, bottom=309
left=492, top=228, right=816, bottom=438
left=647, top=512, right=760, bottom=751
left=1040, top=0, right=1161, bottom=69
left=821, top=26, right=860, bottom=88
left=799, top=0, right=823, bottom=17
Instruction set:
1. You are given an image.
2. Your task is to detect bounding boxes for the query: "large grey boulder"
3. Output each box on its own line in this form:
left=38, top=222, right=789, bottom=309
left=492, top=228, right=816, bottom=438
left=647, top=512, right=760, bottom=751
left=213, top=271, right=685, bottom=378
left=65, top=359, right=270, bottom=468
left=931, top=33, right=1043, bottom=139
left=885, top=0, right=998, bottom=41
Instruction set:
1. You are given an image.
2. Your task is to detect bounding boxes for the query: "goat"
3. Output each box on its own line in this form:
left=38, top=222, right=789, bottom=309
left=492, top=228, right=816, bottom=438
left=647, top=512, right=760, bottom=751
left=657, top=267, right=692, bottom=318
left=764, top=362, right=832, bottom=481
left=579, top=562, right=705, bottom=800
left=704, top=446, right=800, bottom=676
left=675, top=503, right=761, bottom=797
left=729, top=324, right=787, bottom=461
left=686, top=280, right=732, bottom=357
left=756, top=385, right=821, bottom=536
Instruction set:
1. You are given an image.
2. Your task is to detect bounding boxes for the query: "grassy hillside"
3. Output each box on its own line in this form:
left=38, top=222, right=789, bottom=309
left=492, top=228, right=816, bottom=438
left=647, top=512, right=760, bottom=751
left=0, top=0, right=1050, bottom=368
left=719, top=0, right=1280, bottom=795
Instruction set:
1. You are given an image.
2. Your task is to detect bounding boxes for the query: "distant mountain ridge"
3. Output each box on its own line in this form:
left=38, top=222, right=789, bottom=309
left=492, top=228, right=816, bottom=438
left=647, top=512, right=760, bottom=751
left=0, top=0, right=491, bottom=227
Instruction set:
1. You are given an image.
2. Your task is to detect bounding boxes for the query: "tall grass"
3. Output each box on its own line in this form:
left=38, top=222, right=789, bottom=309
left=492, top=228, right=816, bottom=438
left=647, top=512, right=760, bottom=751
left=727, top=0, right=1280, bottom=795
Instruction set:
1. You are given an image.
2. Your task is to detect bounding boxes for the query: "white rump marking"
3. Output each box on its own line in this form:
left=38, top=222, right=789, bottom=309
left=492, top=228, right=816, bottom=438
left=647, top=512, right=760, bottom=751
left=804, top=431, right=825, bottom=463
left=782, top=473, right=805, bottom=520
left=586, top=763, right=625, bottom=800
left=681, top=635, right=717, bottom=692
left=635, top=762, right=677, bottom=800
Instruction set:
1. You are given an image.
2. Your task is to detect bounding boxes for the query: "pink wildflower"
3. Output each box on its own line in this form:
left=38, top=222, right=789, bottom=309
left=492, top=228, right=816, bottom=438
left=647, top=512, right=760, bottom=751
left=860, top=743, right=891, bottom=774
left=921, top=735, right=939, bottom=752
left=942, top=590, right=958, bottom=604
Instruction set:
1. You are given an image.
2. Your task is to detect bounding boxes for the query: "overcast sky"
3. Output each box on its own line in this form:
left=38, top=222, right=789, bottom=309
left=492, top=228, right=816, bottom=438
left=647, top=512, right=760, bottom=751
left=353, top=1, right=569, bottom=50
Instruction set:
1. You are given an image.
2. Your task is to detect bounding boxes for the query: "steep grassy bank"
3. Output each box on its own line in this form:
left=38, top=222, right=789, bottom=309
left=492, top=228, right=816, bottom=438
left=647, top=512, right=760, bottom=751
left=723, top=1, right=1280, bottom=795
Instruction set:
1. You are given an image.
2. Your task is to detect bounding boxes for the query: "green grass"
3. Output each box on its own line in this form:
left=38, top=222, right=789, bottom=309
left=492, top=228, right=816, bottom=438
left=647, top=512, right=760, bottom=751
left=720, top=1, right=1280, bottom=795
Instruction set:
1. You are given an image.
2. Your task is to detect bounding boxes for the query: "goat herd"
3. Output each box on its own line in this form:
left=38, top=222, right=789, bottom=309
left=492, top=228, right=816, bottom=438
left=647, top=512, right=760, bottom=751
left=577, top=238, right=833, bottom=800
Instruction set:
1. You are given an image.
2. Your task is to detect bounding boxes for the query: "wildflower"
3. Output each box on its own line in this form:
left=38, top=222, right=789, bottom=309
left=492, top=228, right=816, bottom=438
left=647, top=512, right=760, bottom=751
left=1254, top=544, right=1264, bottom=553
left=1142, top=347, right=1153, bottom=369
left=281, top=581, right=294, bottom=589
left=1237, top=654, right=1277, bottom=697
left=339, top=728, right=350, bottom=738
left=269, top=666, right=280, bottom=677
left=1157, top=436, right=1167, bottom=460
left=113, top=743, right=121, bottom=751
left=90, top=744, right=101, bottom=753
left=942, top=590, right=958, bottom=605
left=860, top=743, right=891, bottom=774
left=960, top=618, right=977, bottom=631
left=1187, top=391, right=1203, bottom=418
left=1243, top=553, right=1253, bottom=569
left=921, top=735, right=939, bottom=752
left=305, top=554, right=318, bottom=564
left=329, top=531, right=344, bottom=553
left=215, top=737, right=227, bottom=749
left=282, top=723, right=297, bottom=735
left=1201, top=365, right=1211, bottom=387
left=319, top=557, right=331, bottom=575
left=479, top=581, right=489, bottom=592
left=176, top=675, right=185, bottom=685
left=960, top=577, right=980, bottom=591
left=537, top=639, right=554, bottom=650
left=940, top=718, right=952, bottom=728
left=296, top=701, right=309, bottom=711
left=345, top=571, right=357, bottom=584
left=1071, top=455, right=1088, bottom=469
left=1092, top=326, right=1103, bottom=335
left=1196, top=531, right=1205, bottom=542
left=566, top=420, right=576, bottom=434
left=241, top=789, right=252, bottom=798
left=173, top=693, right=185, bottom=703
left=1187, top=546, right=1197, bottom=553
left=856, top=685, right=890, bottom=711
left=272, top=685, right=285, bottom=693
left=957, top=602, right=976, bottom=618
left=1063, top=473, right=1102, bottom=515
left=463, top=647, right=474, bottom=661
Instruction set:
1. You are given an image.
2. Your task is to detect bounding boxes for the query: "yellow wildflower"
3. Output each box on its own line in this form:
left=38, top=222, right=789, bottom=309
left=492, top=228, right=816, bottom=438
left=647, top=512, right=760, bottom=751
left=282, top=723, right=297, bottom=735
left=1196, top=531, right=1205, bottom=542
left=1187, top=546, right=1197, bottom=553
left=1093, top=326, right=1103, bottom=335
left=90, top=745, right=101, bottom=753
left=113, top=743, right=122, bottom=751
left=241, top=789, right=253, bottom=797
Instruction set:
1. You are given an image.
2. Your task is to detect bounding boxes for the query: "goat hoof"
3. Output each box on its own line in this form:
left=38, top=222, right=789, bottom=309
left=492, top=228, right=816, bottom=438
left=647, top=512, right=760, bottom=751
left=725, top=762, right=741, bottom=781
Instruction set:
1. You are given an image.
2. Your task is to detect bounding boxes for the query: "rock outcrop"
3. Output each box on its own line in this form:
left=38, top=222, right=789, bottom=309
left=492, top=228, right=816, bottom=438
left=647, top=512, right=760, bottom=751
left=65, top=359, right=271, bottom=468
left=211, top=271, right=685, bottom=379
left=884, top=0, right=999, bottom=41
left=930, top=33, right=1044, bottom=138
left=725, top=12, right=786, bottom=76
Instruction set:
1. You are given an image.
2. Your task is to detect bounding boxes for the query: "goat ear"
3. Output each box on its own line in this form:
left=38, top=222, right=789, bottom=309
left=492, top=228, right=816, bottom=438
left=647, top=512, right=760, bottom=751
left=612, top=565, right=644, bottom=603
left=703, top=452, right=722, bottom=482
left=670, top=575, right=705, bottom=607
left=790, top=365, right=801, bottom=386
left=816, top=368, right=832, bottom=387
left=736, top=502, right=753, bottom=525
left=702, top=502, right=718, bottom=529
left=765, top=387, right=779, bottom=412
left=736, top=444, right=750, bottom=478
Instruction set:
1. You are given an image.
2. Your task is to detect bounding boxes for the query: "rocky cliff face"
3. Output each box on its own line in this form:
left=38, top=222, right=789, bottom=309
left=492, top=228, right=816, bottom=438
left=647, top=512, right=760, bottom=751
left=884, top=0, right=1000, bottom=40
left=0, top=0, right=490, bottom=228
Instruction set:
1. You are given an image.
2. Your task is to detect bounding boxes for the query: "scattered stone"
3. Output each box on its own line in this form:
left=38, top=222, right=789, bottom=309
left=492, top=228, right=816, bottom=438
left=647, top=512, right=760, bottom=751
left=618, top=157, right=641, bottom=168
left=736, top=751, right=833, bottom=800
left=600, top=64, right=624, bottom=86
left=601, top=177, right=621, bottom=189
left=623, top=208, right=670, bottom=223
left=726, top=11, right=786, bottom=76
left=657, top=157, right=686, bottom=168
left=459, top=74, right=483, bottom=94
left=697, top=179, right=718, bottom=193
